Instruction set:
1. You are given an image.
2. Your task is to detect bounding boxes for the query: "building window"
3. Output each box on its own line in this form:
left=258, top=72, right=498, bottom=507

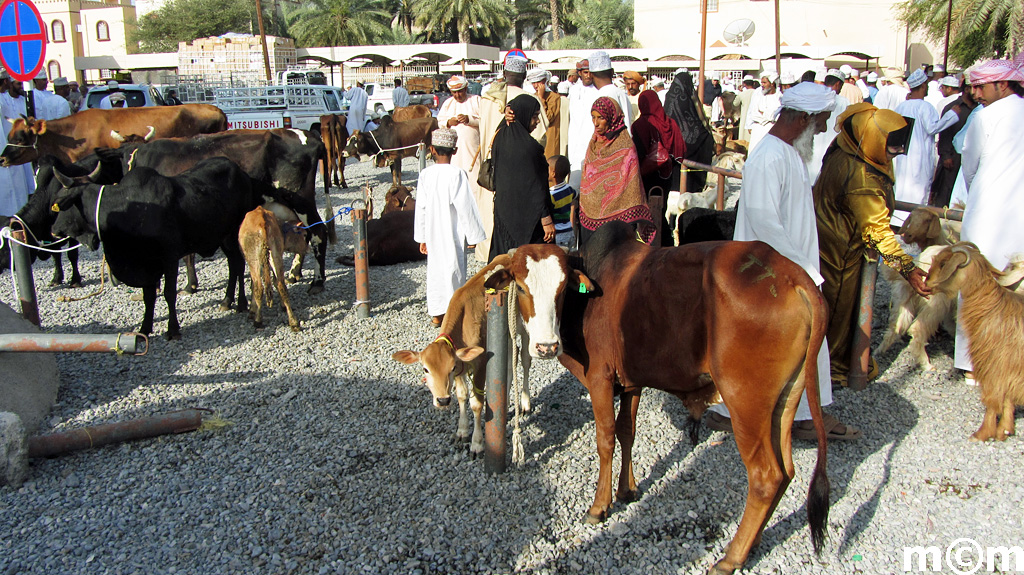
left=48, top=60, right=61, bottom=79
left=96, top=21, right=109, bottom=41
left=51, top=20, right=65, bottom=42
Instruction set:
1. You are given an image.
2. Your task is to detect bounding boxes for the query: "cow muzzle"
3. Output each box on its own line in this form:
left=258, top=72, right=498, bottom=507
left=435, top=396, right=452, bottom=408
left=533, top=341, right=561, bottom=359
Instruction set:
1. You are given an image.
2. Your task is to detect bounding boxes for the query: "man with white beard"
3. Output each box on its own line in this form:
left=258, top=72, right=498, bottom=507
left=706, top=81, right=862, bottom=441
left=566, top=59, right=598, bottom=190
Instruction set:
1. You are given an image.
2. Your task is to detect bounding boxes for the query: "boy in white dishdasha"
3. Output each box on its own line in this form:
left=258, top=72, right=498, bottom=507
left=414, top=128, right=487, bottom=326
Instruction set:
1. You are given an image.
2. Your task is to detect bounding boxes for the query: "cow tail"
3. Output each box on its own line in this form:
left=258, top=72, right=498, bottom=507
left=319, top=143, right=337, bottom=244
left=799, top=283, right=830, bottom=556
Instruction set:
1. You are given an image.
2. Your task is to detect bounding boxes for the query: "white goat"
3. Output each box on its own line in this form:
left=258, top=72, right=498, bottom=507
left=925, top=243, right=1024, bottom=442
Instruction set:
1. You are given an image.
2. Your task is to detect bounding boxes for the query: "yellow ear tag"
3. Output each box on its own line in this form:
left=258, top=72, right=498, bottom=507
left=51, top=203, right=60, bottom=213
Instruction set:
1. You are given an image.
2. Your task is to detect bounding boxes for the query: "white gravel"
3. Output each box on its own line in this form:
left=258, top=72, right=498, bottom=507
left=1, top=155, right=1022, bottom=575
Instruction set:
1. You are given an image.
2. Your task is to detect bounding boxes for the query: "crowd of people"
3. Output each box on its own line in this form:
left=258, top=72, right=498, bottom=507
left=411, top=49, right=1024, bottom=442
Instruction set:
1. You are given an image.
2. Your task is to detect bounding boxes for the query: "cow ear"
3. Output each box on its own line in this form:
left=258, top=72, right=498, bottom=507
left=484, top=268, right=513, bottom=291
left=34, top=119, right=47, bottom=135
left=456, top=346, right=484, bottom=362
left=571, top=269, right=597, bottom=295
left=52, top=188, right=83, bottom=212
left=391, top=350, right=420, bottom=364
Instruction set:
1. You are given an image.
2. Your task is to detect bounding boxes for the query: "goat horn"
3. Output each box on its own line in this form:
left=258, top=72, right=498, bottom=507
left=110, top=130, right=125, bottom=143
left=950, top=244, right=973, bottom=267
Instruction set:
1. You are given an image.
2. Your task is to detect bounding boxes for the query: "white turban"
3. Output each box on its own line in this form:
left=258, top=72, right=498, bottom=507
left=775, top=82, right=836, bottom=118
left=761, top=71, right=779, bottom=83
left=907, top=68, right=928, bottom=89
left=446, top=75, right=467, bottom=90
left=525, top=67, right=551, bottom=84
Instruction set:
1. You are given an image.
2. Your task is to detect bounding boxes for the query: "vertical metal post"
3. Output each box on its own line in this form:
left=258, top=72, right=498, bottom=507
left=774, top=0, right=782, bottom=76
left=10, top=230, right=40, bottom=327
left=698, top=0, right=707, bottom=106
left=716, top=173, right=725, bottom=211
left=418, top=142, right=427, bottom=173
left=351, top=207, right=371, bottom=319
left=848, top=255, right=878, bottom=391
left=484, top=290, right=509, bottom=474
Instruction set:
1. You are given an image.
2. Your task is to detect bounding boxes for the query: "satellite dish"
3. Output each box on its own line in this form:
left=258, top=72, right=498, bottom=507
left=723, top=18, right=756, bottom=46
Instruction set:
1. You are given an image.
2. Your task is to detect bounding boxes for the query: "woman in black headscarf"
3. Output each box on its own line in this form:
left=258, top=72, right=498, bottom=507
left=663, top=71, right=714, bottom=194
left=488, top=94, right=555, bottom=261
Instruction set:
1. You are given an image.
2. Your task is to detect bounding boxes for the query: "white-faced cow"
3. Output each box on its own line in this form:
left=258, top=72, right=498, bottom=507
left=1, top=104, right=226, bottom=167
left=484, top=223, right=831, bottom=575
left=49, top=157, right=261, bottom=339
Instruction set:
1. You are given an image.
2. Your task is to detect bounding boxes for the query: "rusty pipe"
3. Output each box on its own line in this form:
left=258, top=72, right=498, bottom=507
left=27, top=410, right=203, bottom=458
left=847, top=254, right=879, bottom=391
left=681, top=159, right=742, bottom=180
left=716, top=173, right=725, bottom=211
left=894, top=201, right=963, bottom=222
left=351, top=208, right=371, bottom=319
left=0, top=333, right=146, bottom=355
left=484, top=289, right=509, bottom=474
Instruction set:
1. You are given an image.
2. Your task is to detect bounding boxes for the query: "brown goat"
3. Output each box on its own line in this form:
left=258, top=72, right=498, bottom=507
left=238, top=206, right=304, bottom=332
left=926, top=242, right=1024, bottom=441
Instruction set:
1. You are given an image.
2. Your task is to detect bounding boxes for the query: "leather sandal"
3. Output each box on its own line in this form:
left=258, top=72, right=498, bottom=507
left=793, top=413, right=862, bottom=441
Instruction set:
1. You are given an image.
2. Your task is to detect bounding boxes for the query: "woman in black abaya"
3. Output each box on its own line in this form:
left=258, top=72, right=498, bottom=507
left=663, top=71, right=714, bottom=194
left=488, top=94, right=555, bottom=261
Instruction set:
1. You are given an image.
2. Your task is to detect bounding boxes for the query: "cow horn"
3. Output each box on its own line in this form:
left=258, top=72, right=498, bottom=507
left=52, top=168, right=75, bottom=189
left=144, top=126, right=156, bottom=141
left=506, top=248, right=518, bottom=257
left=86, top=162, right=103, bottom=183
left=110, top=130, right=125, bottom=143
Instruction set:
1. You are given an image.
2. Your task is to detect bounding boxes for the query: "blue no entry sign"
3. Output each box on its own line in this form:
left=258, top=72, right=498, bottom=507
left=0, top=0, right=46, bottom=82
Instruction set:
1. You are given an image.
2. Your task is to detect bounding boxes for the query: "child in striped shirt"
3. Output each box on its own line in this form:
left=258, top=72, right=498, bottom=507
left=547, top=155, right=577, bottom=248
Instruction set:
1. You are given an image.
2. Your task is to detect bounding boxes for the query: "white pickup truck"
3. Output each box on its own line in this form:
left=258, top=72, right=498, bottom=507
left=214, top=84, right=349, bottom=132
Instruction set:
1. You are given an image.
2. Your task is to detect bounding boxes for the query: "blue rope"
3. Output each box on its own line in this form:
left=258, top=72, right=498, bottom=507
left=296, top=207, right=354, bottom=230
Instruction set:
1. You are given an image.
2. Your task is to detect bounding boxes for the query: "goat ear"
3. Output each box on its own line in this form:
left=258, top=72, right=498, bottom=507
left=931, top=251, right=969, bottom=285
left=456, top=346, right=484, bottom=362
left=391, top=350, right=420, bottom=364
left=926, top=215, right=943, bottom=240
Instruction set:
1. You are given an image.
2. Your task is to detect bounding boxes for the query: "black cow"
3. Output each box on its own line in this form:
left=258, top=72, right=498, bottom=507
left=344, top=116, right=437, bottom=187
left=8, top=151, right=125, bottom=287
left=50, top=157, right=261, bottom=339
left=117, top=129, right=333, bottom=294
left=676, top=207, right=737, bottom=245
left=335, top=210, right=424, bottom=267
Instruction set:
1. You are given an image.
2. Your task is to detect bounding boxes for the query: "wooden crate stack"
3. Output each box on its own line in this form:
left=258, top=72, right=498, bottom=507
left=178, top=35, right=297, bottom=78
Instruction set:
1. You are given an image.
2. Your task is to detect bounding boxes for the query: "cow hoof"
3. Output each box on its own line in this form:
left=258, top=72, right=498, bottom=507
left=69, top=281, right=82, bottom=289
left=218, top=301, right=232, bottom=312
left=708, top=560, right=738, bottom=575
left=182, top=285, right=198, bottom=295
left=451, top=434, right=470, bottom=444
left=290, top=324, right=302, bottom=332
left=616, top=489, right=638, bottom=503
left=583, top=510, right=607, bottom=525
left=49, top=279, right=63, bottom=287
left=253, top=322, right=264, bottom=330
left=165, top=332, right=182, bottom=341
left=307, top=283, right=324, bottom=295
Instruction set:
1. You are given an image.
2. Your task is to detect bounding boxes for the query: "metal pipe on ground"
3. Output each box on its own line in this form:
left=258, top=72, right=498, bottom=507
left=10, top=229, right=40, bottom=327
left=0, top=333, right=147, bottom=354
left=27, top=410, right=203, bottom=458
left=484, top=289, right=509, bottom=474
left=351, top=206, right=371, bottom=319
left=847, top=255, right=879, bottom=391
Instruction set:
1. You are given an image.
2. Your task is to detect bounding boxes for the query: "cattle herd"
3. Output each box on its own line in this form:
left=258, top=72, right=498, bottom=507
left=5, top=104, right=1000, bottom=575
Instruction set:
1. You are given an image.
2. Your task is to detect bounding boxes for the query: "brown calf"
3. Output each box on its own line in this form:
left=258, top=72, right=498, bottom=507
left=319, top=114, right=348, bottom=188
left=238, top=206, right=303, bottom=332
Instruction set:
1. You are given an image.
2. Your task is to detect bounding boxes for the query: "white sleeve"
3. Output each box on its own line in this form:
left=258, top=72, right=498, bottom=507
left=960, top=111, right=985, bottom=190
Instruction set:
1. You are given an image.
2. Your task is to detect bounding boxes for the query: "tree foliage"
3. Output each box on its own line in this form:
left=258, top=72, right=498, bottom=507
left=414, top=0, right=511, bottom=44
left=132, top=0, right=273, bottom=53
left=896, top=0, right=1023, bottom=67
left=549, top=0, right=637, bottom=50
left=286, top=0, right=393, bottom=47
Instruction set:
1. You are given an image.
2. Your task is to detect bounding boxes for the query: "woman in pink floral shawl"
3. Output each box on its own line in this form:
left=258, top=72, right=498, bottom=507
left=579, top=97, right=656, bottom=246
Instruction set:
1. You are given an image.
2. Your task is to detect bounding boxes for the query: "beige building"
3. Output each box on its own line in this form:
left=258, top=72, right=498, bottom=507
left=633, top=0, right=943, bottom=72
left=35, top=0, right=138, bottom=84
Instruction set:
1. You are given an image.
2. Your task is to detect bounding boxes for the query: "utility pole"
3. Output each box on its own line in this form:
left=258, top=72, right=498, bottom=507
left=255, top=0, right=272, bottom=82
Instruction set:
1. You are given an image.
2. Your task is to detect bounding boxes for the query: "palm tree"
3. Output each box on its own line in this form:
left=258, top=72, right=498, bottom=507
left=549, top=0, right=560, bottom=42
left=385, top=0, right=416, bottom=36
left=414, top=0, right=511, bottom=44
left=897, top=0, right=1023, bottom=66
left=510, top=0, right=549, bottom=49
left=285, top=0, right=392, bottom=47
left=549, top=0, right=637, bottom=49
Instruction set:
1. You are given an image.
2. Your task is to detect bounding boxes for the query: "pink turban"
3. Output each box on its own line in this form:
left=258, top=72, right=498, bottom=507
left=967, top=59, right=1024, bottom=84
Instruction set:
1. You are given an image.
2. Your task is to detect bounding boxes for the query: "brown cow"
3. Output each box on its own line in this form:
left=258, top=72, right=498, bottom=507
left=391, top=105, right=432, bottom=122
left=483, top=224, right=830, bottom=575
left=238, top=206, right=304, bottom=332
left=1, top=104, right=227, bottom=166
left=344, top=116, right=437, bottom=187
left=335, top=184, right=420, bottom=267
left=319, top=114, right=349, bottom=188
left=381, top=183, right=415, bottom=215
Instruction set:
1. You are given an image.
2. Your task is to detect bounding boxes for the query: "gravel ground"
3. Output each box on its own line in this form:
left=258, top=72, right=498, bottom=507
left=1, top=154, right=1022, bottom=575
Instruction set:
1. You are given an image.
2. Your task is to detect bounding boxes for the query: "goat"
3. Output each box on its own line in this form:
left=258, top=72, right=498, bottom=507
left=238, top=205, right=306, bottom=332
left=876, top=208, right=958, bottom=370
left=926, top=242, right=1024, bottom=442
